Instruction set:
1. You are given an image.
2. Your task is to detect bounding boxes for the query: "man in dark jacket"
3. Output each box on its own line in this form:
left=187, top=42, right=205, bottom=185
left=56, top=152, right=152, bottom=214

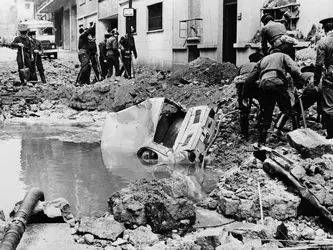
left=314, top=17, right=333, bottom=139
left=11, top=24, right=33, bottom=85
left=28, top=30, right=46, bottom=83
left=243, top=52, right=302, bottom=145
left=234, top=51, right=264, bottom=140
left=77, top=23, right=95, bottom=85
left=106, top=28, right=120, bottom=82
left=88, top=34, right=100, bottom=82
left=98, top=33, right=111, bottom=79
left=119, top=26, right=137, bottom=79
left=261, top=14, right=296, bottom=60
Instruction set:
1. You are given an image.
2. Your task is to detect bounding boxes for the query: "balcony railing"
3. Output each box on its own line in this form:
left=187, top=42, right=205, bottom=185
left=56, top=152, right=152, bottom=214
left=179, top=18, right=203, bottom=40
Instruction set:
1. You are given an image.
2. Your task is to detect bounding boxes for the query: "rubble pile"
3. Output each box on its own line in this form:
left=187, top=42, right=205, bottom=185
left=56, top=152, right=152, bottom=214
left=296, top=47, right=317, bottom=67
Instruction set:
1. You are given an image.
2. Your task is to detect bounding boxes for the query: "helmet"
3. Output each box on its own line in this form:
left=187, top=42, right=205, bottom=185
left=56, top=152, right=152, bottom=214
left=111, top=28, right=119, bottom=36
left=18, top=23, right=28, bottom=32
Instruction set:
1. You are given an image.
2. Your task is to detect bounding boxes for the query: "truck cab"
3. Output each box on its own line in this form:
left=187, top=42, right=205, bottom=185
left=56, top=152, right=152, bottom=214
left=20, top=20, right=58, bottom=59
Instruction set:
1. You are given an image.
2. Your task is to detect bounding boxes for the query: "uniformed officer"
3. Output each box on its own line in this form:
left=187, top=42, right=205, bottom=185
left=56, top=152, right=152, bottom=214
left=106, top=28, right=120, bottom=81
left=88, top=34, right=100, bottom=82
left=11, top=24, right=33, bottom=85
left=28, top=30, right=46, bottom=83
left=314, top=17, right=333, bottom=139
left=119, top=26, right=137, bottom=79
left=98, top=33, right=112, bottom=79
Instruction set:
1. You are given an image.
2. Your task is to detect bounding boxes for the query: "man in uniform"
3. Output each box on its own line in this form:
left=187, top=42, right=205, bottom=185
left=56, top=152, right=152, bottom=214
left=106, top=28, right=120, bottom=82
left=243, top=52, right=302, bottom=145
left=261, top=14, right=296, bottom=60
left=98, top=33, right=112, bottom=79
left=119, top=26, right=138, bottom=79
left=87, top=34, right=100, bottom=82
left=11, top=24, right=33, bottom=85
left=234, top=51, right=264, bottom=140
left=27, top=30, right=46, bottom=83
left=314, top=17, right=333, bottom=139
left=77, top=22, right=95, bottom=85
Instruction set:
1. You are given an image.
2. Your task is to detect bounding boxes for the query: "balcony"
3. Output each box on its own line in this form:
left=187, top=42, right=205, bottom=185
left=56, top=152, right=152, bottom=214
left=179, top=18, right=203, bottom=42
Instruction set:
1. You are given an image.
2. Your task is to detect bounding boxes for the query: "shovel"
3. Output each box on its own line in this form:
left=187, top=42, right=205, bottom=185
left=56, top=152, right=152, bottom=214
left=19, top=48, right=30, bottom=83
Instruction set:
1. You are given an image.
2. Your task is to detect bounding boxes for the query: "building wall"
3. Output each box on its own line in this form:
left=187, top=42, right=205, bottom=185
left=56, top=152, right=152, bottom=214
left=17, top=0, right=35, bottom=22
left=77, top=0, right=98, bottom=28
left=119, top=0, right=174, bottom=69
left=96, top=0, right=118, bottom=46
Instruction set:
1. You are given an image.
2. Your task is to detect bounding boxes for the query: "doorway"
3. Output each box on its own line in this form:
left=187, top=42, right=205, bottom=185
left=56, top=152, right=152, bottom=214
left=188, top=45, right=200, bottom=63
left=54, top=8, right=64, bottom=47
left=223, top=0, right=237, bottom=64
left=71, top=5, right=77, bottom=51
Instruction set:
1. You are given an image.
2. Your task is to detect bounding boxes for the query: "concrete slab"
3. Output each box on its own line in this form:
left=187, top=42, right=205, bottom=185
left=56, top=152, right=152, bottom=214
left=17, top=223, right=101, bottom=250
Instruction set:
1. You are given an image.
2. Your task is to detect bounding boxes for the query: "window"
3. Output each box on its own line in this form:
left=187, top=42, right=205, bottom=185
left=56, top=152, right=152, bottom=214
left=126, top=9, right=137, bottom=33
left=148, top=2, right=162, bottom=31
left=25, top=3, right=30, bottom=9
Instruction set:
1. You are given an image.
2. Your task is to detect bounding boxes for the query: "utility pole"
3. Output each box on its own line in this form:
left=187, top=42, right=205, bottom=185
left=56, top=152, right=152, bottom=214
left=126, top=0, right=132, bottom=40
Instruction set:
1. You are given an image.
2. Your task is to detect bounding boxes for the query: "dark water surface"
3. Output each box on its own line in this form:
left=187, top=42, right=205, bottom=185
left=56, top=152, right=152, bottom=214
left=0, top=124, right=157, bottom=217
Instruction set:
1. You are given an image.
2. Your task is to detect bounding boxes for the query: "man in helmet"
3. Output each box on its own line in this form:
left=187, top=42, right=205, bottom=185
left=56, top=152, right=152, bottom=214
left=27, top=30, right=46, bottom=83
left=314, top=17, right=333, bottom=139
left=106, top=28, right=120, bottom=82
left=261, top=13, right=296, bottom=60
left=11, top=24, right=33, bottom=84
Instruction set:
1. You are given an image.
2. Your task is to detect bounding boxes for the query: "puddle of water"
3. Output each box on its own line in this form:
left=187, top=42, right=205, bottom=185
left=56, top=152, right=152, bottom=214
left=0, top=124, right=219, bottom=218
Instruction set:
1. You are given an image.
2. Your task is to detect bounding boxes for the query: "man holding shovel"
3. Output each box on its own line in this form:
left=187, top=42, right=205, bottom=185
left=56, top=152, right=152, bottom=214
left=11, top=24, right=33, bottom=85
left=28, top=30, right=46, bottom=83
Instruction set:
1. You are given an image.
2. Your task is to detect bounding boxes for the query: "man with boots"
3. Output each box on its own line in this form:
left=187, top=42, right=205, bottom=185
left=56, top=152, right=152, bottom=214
left=314, top=17, right=333, bottom=139
left=261, top=14, right=297, bottom=60
left=11, top=23, right=33, bottom=85
left=27, top=30, right=46, bottom=83
left=106, top=28, right=120, bottom=82
left=88, top=34, right=100, bottom=82
left=119, top=26, right=137, bottom=79
left=235, top=51, right=264, bottom=140
left=77, top=23, right=95, bottom=85
left=99, top=33, right=112, bottom=79
left=243, top=52, right=302, bottom=146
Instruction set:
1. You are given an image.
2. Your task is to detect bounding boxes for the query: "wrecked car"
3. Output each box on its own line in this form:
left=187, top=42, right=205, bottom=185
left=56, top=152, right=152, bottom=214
left=101, top=98, right=216, bottom=166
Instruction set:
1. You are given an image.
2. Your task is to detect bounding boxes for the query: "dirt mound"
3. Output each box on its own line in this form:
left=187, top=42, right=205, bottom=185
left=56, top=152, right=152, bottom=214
left=168, top=57, right=238, bottom=86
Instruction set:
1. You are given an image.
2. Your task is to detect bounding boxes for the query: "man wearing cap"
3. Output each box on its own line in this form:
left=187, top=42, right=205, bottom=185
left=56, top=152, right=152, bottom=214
left=11, top=25, right=33, bottom=84
left=77, top=23, right=95, bottom=85
left=235, top=51, right=264, bottom=140
left=106, top=28, right=120, bottom=81
left=314, top=17, right=333, bottom=139
left=28, top=30, right=46, bottom=83
left=261, top=14, right=296, bottom=60
left=243, top=52, right=302, bottom=145
left=99, top=33, right=111, bottom=79
left=119, top=26, right=138, bottom=79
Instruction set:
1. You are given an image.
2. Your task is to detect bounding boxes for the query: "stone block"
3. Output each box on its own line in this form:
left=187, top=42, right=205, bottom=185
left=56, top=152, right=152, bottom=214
left=194, top=207, right=234, bottom=228
left=287, top=128, right=333, bottom=159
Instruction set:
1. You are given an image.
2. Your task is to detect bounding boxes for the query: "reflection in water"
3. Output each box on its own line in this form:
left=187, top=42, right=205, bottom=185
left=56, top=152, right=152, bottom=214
left=0, top=124, right=220, bottom=217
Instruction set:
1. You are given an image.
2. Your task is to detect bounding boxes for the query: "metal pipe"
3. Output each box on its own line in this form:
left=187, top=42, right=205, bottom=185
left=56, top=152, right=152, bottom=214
left=0, top=188, right=44, bottom=250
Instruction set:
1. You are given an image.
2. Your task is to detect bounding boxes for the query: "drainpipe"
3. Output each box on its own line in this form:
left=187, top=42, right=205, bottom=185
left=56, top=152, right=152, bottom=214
left=0, top=188, right=45, bottom=250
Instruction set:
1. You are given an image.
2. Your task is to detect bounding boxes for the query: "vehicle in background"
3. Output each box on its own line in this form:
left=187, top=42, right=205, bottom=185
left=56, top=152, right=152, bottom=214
left=19, top=20, right=58, bottom=59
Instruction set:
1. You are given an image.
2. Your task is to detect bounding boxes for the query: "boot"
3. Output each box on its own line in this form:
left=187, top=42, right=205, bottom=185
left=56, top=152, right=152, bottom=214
left=291, top=115, right=299, bottom=130
left=326, top=118, right=333, bottom=139
left=40, top=71, right=46, bottom=83
left=240, top=114, right=249, bottom=140
left=273, top=114, right=289, bottom=141
left=258, top=127, right=268, bottom=146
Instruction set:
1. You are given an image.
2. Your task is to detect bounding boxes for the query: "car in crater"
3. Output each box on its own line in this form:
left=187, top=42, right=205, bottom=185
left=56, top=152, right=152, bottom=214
left=101, top=98, right=217, bottom=166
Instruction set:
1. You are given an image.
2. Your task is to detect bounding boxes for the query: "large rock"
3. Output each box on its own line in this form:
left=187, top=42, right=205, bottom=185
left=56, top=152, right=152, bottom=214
left=78, top=216, right=125, bottom=241
left=108, top=178, right=196, bottom=233
left=194, top=207, right=234, bottom=228
left=287, top=128, right=333, bottom=159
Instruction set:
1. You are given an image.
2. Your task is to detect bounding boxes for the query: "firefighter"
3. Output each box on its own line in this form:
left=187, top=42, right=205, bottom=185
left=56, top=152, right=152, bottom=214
left=77, top=23, right=95, bottom=85
left=243, top=52, right=302, bottom=145
left=119, top=26, right=138, bottom=79
left=235, top=51, right=264, bottom=140
left=314, top=17, right=333, bottom=139
left=261, top=14, right=296, bottom=60
left=106, top=28, right=120, bottom=81
left=98, top=33, right=112, bottom=79
left=88, top=34, right=100, bottom=82
left=27, top=30, right=46, bottom=83
left=11, top=24, right=33, bottom=85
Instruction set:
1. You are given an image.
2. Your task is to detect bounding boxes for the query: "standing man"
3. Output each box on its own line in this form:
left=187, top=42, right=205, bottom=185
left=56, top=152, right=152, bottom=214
left=261, top=14, right=296, bottom=60
left=314, top=17, right=333, bottom=139
left=243, top=52, right=302, bottom=145
left=99, top=33, right=111, bottom=79
left=11, top=24, right=33, bottom=85
left=106, top=28, right=120, bottom=82
left=27, top=30, right=46, bottom=83
left=119, top=26, right=137, bottom=79
left=77, top=23, right=95, bottom=85
left=88, top=34, right=100, bottom=82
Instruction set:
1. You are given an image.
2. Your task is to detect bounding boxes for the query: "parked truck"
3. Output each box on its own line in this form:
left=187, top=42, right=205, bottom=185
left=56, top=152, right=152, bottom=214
left=18, top=20, right=58, bottom=59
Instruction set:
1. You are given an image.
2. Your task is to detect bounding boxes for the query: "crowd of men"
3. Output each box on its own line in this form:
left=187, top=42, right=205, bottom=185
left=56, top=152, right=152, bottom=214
left=77, top=22, right=137, bottom=85
left=237, top=14, right=333, bottom=146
